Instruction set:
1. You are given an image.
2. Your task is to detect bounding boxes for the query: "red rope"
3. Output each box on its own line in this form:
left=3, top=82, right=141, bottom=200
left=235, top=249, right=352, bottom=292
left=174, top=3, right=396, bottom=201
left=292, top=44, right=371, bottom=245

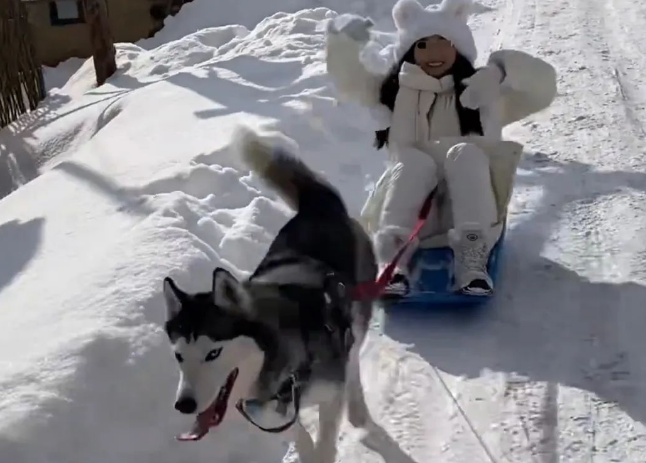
left=352, top=189, right=436, bottom=301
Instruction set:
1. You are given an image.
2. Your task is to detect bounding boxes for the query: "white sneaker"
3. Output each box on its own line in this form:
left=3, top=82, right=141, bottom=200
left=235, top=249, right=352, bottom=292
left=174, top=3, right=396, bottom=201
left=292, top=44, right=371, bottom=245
left=382, top=271, right=411, bottom=299
left=448, top=224, right=494, bottom=296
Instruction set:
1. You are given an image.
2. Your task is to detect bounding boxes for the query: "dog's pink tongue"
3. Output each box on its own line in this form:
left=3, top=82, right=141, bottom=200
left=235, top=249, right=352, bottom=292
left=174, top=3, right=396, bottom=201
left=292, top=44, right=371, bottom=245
left=175, top=368, right=238, bottom=442
left=176, top=408, right=216, bottom=441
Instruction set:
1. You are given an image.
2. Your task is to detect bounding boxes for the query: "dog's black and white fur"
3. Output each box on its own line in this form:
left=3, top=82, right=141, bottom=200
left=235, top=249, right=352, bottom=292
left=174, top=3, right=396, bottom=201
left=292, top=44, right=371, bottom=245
left=163, top=125, right=378, bottom=463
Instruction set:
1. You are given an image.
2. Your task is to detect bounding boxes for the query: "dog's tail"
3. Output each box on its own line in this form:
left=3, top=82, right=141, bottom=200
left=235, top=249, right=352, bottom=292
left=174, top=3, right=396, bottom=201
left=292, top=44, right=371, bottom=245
left=234, top=125, right=347, bottom=215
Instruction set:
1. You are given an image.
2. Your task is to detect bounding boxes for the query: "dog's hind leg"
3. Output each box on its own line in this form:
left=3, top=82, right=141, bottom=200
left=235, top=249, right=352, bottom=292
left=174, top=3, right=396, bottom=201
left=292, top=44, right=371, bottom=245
left=346, top=355, right=370, bottom=429
left=345, top=314, right=420, bottom=463
left=294, top=422, right=316, bottom=463
left=346, top=219, right=377, bottom=429
left=314, top=386, right=344, bottom=463
left=345, top=302, right=373, bottom=429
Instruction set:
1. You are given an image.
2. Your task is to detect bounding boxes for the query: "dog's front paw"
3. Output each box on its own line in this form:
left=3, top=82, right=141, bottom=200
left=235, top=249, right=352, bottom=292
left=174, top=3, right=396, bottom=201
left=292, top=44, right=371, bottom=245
left=312, top=441, right=339, bottom=463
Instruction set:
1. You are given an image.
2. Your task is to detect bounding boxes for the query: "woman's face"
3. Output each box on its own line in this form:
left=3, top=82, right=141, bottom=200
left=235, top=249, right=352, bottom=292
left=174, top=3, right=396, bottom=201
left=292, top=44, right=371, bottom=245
left=413, top=35, right=457, bottom=77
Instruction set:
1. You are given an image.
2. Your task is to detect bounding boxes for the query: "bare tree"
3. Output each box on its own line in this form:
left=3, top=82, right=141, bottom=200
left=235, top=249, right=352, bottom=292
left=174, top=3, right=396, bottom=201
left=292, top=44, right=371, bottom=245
left=83, top=0, right=116, bottom=86
left=0, top=0, right=46, bottom=128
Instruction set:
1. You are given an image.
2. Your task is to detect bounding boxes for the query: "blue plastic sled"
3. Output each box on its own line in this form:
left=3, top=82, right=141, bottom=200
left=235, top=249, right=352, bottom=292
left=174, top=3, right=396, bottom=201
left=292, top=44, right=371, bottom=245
left=391, top=228, right=506, bottom=309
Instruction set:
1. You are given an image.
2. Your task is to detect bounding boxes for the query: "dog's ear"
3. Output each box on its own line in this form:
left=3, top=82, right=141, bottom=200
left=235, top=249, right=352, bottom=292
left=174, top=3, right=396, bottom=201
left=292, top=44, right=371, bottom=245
left=163, top=277, right=184, bottom=320
left=212, top=267, right=244, bottom=310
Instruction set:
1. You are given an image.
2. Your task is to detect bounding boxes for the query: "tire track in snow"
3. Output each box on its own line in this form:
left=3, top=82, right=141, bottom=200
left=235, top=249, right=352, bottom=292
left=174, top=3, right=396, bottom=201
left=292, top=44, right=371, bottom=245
left=506, top=380, right=559, bottom=463
left=612, top=68, right=646, bottom=138
left=430, top=369, right=503, bottom=463
left=538, top=382, right=559, bottom=463
left=574, top=0, right=646, bottom=168
left=486, top=0, right=565, bottom=460
left=489, top=0, right=526, bottom=52
left=602, top=0, right=646, bottom=139
left=499, top=378, right=559, bottom=463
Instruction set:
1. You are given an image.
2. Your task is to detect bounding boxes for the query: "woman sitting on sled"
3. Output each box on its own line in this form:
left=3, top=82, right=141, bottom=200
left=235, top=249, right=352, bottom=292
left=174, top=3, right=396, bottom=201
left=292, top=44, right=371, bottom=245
left=325, top=0, right=557, bottom=298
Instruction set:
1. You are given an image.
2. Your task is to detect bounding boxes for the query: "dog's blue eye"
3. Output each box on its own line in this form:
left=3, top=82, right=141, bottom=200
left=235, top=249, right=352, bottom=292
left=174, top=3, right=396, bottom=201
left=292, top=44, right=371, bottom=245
left=175, top=352, right=184, bottom=363
left=205, top=348, right=222, bottom=362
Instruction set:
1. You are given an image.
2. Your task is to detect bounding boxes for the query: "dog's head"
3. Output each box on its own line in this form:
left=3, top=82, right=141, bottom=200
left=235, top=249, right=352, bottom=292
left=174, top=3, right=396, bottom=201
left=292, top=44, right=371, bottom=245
left=163, top=268, right=258, bottom=430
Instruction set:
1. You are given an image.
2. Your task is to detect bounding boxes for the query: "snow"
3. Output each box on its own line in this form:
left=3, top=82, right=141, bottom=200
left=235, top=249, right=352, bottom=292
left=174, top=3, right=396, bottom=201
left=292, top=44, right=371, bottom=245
left=2, top=0, right=646, bottom=462
left=42, top=57, right=86, bottom=92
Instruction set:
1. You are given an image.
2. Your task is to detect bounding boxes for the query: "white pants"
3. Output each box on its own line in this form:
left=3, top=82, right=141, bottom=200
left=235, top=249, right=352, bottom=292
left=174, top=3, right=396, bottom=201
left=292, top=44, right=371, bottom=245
left=374, top=142, right=499, bottom=270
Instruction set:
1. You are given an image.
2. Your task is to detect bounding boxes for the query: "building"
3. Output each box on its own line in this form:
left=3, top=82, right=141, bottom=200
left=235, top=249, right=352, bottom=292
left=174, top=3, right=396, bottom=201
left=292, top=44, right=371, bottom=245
left=22, top=0, right=191, bottom=67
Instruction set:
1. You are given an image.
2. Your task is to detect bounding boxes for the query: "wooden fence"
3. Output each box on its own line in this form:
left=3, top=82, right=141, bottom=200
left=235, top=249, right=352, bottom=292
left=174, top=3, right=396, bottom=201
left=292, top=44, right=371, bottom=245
left=0, top=0, right=46, bottom=129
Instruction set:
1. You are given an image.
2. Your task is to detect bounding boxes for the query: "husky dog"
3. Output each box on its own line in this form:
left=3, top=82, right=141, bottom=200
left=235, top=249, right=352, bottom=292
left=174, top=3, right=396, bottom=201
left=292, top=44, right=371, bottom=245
left=162, top=125, right=378, bottom=463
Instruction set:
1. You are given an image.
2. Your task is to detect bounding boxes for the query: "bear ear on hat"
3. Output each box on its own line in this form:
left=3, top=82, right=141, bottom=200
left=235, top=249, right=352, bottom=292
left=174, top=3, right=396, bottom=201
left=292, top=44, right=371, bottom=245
left=392, top=0, right=426, bottom=30
left=439, top=0, right=474, bottom=22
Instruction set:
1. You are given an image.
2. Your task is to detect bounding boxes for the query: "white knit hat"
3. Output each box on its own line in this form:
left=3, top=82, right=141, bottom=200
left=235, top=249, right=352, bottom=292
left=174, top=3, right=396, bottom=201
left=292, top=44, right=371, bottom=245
left=392, top=0, right=478, bottom=64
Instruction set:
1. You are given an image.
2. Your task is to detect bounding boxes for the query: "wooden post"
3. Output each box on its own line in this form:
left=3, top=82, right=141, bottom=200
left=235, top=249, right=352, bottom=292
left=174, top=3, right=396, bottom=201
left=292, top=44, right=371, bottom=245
left=83, top=0, right=116, bottom=86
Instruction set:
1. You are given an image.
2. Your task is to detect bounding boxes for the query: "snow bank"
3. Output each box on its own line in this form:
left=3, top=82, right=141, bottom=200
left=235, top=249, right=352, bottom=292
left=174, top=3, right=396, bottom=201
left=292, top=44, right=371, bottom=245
left=42, top=57, right=86, bottom=92
left=37, top=0, right=399, bottom=93
left=140, top=0, right=399, bottom=50
left=0, top=7, right=391, bottom=463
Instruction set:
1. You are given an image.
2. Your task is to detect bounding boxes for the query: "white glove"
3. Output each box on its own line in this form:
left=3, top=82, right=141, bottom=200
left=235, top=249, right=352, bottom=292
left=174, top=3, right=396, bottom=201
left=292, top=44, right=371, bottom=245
left=459, top=65, right=505, bottom=110
left=327, top=13, right=374, bottom=43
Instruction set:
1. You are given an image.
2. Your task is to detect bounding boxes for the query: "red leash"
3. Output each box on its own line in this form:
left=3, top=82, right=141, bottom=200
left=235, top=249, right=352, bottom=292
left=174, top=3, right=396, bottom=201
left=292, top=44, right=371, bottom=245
left=352, top=189, right=436, bottom=301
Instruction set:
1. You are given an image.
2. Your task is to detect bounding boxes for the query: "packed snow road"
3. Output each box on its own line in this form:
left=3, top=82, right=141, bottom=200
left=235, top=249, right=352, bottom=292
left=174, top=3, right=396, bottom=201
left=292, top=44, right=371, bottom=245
left=378, top=0, right=646, bottom=462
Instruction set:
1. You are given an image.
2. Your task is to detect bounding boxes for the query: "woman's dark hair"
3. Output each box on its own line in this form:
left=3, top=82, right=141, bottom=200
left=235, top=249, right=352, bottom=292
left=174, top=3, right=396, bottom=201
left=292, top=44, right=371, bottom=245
left=374, top=46, right=484, bottom=150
